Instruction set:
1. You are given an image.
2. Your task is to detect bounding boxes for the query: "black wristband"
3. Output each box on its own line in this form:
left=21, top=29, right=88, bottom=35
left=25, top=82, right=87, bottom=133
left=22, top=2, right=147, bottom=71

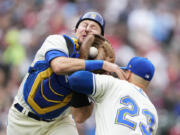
left=70, top=92, right=91, bottom=108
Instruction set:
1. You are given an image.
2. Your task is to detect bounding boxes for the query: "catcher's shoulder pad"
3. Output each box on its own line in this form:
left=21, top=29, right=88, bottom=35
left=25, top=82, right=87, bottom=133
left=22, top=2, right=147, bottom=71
left=63, top=35, right=76, bottom=57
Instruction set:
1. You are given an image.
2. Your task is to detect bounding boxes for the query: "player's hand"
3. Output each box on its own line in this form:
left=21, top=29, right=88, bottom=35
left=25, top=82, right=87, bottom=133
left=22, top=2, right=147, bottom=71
left=114, top=69, right=127, bottom=80
left=102, top=61, right=127, bottom=80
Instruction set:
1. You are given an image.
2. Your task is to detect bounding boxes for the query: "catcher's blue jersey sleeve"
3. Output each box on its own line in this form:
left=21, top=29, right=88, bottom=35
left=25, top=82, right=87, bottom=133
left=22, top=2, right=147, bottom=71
left=45, top=50, right=68, bottom=63
left=68, top=71, right=94, bottom=95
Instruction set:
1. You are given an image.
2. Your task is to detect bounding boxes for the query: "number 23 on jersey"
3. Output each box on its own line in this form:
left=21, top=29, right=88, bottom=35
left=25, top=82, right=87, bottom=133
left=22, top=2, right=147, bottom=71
left=115, top=96, right=156, bottom=135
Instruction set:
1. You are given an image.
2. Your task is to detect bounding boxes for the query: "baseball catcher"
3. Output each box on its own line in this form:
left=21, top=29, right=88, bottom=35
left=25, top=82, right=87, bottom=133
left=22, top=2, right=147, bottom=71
left=7, top=11, right=120, bottom=135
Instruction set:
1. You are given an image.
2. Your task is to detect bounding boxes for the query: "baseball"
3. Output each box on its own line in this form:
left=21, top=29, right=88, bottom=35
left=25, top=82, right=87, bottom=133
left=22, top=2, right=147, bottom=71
left=89, top=46, right=98, bottom=58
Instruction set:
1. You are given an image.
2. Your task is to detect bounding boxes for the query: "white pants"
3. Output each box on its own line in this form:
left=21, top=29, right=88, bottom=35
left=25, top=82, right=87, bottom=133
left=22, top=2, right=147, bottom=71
left=7, top=105, right=79, bottom=135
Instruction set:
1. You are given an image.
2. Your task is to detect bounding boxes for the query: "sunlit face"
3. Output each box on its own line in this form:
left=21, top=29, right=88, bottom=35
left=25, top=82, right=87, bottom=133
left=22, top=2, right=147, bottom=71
left=75, top=20, right=102, bottom=44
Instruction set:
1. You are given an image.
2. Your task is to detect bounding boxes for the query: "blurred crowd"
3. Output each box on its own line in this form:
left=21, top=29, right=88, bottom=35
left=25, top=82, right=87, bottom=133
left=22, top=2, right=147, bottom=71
left=0, top=0, right=180, bottom=135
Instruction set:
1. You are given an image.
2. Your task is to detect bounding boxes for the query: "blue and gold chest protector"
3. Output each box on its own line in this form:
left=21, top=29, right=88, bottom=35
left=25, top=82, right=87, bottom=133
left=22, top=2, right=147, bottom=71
left=23, top=35, right=79, bottom=119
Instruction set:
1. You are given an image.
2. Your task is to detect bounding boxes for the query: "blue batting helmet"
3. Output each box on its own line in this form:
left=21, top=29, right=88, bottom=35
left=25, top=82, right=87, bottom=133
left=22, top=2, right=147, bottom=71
left=75, top=12, right=105, bottom=35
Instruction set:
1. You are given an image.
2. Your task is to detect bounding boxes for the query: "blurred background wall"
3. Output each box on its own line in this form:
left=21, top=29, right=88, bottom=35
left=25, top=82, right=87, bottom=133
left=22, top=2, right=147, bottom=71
left=0, top=0, right=180, bottom=135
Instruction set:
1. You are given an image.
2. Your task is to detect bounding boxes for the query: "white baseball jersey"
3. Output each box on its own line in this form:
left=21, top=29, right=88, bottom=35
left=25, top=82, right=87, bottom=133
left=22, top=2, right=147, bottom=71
left=91, top=74, right=158, bottom=135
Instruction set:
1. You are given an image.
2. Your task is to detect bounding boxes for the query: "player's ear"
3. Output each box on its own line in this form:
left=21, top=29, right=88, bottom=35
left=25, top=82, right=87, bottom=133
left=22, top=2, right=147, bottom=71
left=126, top=70, right=132, bottom=81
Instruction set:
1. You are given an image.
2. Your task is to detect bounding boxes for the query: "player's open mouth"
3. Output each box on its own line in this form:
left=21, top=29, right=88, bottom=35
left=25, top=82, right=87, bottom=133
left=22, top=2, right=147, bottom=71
left=82, top=35, right=87, bottom=38
left=82, top=35, right=87, bottom=39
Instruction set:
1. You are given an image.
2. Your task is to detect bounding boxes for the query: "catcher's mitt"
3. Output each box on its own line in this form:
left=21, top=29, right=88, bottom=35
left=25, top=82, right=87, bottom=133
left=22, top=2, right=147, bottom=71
left=79, top=34, right=115, bottom=73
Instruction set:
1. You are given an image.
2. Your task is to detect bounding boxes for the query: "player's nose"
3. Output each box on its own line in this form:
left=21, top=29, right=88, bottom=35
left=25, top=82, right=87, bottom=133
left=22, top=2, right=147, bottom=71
left=85, top=25, right=92, bottom=33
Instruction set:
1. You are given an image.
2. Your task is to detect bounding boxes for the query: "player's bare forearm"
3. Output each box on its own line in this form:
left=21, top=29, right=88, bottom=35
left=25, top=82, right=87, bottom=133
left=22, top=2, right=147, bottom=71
left=50, top=57, right=85, bottom=75
left=50, top=56, right=126, bottom=79
left=71, top=103, right=94, bottom=123
left=102, top=61, right=127, bottom=80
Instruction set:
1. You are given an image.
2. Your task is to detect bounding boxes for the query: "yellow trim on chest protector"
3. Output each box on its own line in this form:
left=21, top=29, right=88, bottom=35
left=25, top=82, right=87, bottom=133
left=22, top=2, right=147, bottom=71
left=27, top=68, right=72, bottom=114
left=72, top=38, right=79, bottom=50
left=41, top=80, right=63, bottom=103
left=48, top=77, right=64, bottom=97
